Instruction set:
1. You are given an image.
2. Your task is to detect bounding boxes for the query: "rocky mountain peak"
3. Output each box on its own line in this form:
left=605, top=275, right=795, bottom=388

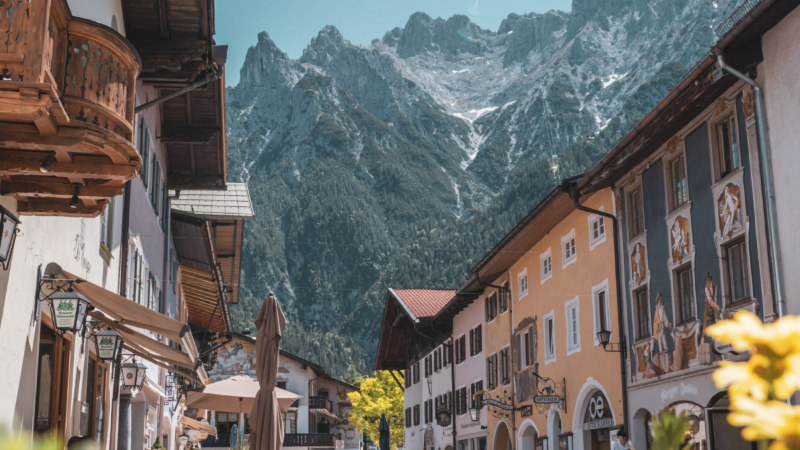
left=239, top=30, right=302, bottom=88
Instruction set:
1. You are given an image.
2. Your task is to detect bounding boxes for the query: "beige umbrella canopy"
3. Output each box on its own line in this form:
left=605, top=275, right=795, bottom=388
left=249, top=293, right=287, bottom=450
left=186, top=375, right=300, bottom=412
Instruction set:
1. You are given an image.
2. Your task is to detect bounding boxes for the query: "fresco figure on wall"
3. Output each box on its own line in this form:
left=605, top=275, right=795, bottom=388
left=631, top=243, right=647, bottom=286
left=718, top=184, right=743, bottom=239
left=653, top=293, right=672, bottom=373
left=702, top=274, right=722, bottom=336
left=670, top=217, right=690, bottom=264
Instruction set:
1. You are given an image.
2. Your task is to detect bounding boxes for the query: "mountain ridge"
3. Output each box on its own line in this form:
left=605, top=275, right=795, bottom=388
left=225, top=0, right=740, bottom=376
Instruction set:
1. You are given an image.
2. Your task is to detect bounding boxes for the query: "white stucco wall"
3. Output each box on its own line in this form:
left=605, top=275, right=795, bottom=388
left=404, top=367, right=423, bottom=450
left=67, top=0, right=126, bottom=35
left=760, top=4, right=800, bottom=315
left=0, top=203, right=122, bottom=444
left=453, top=298, right=487, bottom=441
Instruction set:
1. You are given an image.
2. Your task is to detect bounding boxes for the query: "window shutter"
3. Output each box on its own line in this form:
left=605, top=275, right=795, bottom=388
left=476, top=325, right=482, bottom=353
left=515, top=334, right=521, bottom=371
left=485, top=296, right=489, bottom=321
left=461, top=336, right=466, bottom=362
left=469, top=329, right=474, bottom=356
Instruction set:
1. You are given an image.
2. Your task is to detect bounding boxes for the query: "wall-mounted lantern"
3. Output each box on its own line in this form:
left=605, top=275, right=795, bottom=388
left=0, top=204, right=20, bottom=270
left=121, top=358, right=147, bottom=392
left=47, top=292, right=91, bottom=334
left=92, top=328, right=123, bottom=362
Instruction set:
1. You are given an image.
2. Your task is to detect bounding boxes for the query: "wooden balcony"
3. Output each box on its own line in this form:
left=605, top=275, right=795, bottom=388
left=284, top=433, right=337, bottom=448
left=0, top=0, right=141, bottom=217
left=309, top=396, right=334, bottom=413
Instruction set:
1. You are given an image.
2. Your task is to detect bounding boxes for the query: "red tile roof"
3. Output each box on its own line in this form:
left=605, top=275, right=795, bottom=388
left=390, top=289, right=455, bottom=319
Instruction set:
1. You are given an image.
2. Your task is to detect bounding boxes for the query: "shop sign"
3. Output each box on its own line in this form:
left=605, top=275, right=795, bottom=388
left=436, top=408, right=452, bottom=427
left=714, top=341, right=738, bottom=355
left=520, top=405, right=533, bottom=417
left=534, top=395, right=560, bottom=404
left=54, top=298, right=78, bottom=328
left=582, top=391, right=614, bottom=431
left=484, top=398, right=514, bottom=411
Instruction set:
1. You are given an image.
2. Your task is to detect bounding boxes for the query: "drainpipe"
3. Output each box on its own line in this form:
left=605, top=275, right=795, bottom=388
left=566, top=184, right=630, bottom=429
left=135, top=65, right=224, bottom=113
left=714, top=52, right=785, bottom=320
left=507, top=269, right=518, bottom=449
left=118, top=181, right=132, bottom=297
left=430, top=318, right=458, bottom=450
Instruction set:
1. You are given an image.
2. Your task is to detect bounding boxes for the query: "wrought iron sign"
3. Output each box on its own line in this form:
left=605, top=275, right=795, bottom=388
left=534, top=377, right=566, bottom=414
left=472, top=390, right=516, bottom=420
left=36, top=265, right=92, bottom=336
left=165, top=371, right=188, bottom=406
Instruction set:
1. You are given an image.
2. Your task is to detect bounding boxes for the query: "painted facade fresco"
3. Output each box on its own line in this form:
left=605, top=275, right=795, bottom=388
left=717, top=183, right=743, bottom=239
left=209, top=338, right=257, bottom=381
left=514, top=316, right=539, bottom=404
left=669, top=215, right=691, bottom=265
left=631, top=243, right=647, bottom=286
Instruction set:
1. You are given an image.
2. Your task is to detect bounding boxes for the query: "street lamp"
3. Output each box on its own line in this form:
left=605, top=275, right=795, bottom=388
left=180, top=433, right=190, bottom=447
left=92, top=328, right=123, bottom=362
left=597, top=329, right=612, bottom=348
left=121, top=358, right=147, bottom=393
left=469, top=404, right=478, bottom=422
left=47, top=291, right=91, bottom=334
left=0, top=204, right=20, bottom=270
left=596, top=329, right=624, bottom=353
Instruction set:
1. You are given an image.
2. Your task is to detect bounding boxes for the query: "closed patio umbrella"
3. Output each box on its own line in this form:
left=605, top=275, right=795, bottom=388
left=230, top=424, right=239, bottom=449
left=248, top=293, right=287, bottom=450
left=379, top=414, right=391, bottom=450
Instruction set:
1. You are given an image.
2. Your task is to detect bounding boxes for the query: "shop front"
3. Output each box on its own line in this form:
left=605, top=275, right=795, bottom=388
left=627, top=368, right=753, bottom=450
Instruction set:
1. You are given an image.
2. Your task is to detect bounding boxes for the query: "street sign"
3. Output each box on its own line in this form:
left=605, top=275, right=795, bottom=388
left=336, top=440, right=345, bottom=449
left=534, top=395, right=561, bottom=404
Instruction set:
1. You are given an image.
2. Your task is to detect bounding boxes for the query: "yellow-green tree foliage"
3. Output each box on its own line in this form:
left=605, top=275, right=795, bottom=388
left=348, top=371, right=404, bottom=450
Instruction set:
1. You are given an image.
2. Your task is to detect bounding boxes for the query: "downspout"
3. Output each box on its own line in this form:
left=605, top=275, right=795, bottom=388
left=135, top=65, right=224, bottom=113
left=566, top=185, right=630, bottom=428
left=715, top=52, right=785, bottom=320
left=507, top=269, right=517, bottom=449
left=118, top=180, right=132, bottom=296
left=430, top=319, right=458, bottom=450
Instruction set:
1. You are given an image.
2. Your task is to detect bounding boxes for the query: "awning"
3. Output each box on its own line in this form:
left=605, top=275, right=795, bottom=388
left=181, top=416, right=217, bottom=437
left=50, top=267, right=205, bottom=382
left=186, top=375, right=302, bottom=412
left=310, top=408, right=339, bottom=420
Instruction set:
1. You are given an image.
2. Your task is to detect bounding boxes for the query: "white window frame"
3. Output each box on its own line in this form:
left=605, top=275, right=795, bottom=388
left=564, top=296, right=581, bottom=355
left=588, top=207, right=607, bottom=251
left=520, top=330, right=531, bottom=369
left=518, top=268, right=529, bottom=299
left=591, top=279, right=611, bottom=346
left=561, top=229, right=577, bottom=269
left=543, top=310, right=556, bottom=364
left=540, top=248, right=553, bottom=284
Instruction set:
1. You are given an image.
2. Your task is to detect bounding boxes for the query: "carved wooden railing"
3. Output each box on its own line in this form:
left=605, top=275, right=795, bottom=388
left=309, top=396, right=334, bottom=413
left=0, top=0, right=142, bottom=216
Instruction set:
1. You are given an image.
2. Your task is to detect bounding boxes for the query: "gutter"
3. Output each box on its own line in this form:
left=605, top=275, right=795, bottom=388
left=715, top=52, right=785, bottom=319
left=565, top=183, right=630, bottom=429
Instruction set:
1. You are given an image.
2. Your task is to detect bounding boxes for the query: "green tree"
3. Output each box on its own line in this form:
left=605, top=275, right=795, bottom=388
left=344, top=364, right=367, bottom=389
left=348, top=371, right=404, bottom=450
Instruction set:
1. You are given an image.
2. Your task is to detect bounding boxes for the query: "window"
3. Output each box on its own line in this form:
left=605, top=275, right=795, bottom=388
left=589, top=214, right=606, bottom=249
left=499, top=283, right=509, bottom=314
left=629, top=188, right=645, bottom=236
left=669, top=155, right=688, bottom=210
left=565, top=297, right=580, bottom=354
left=676, top=267, right=695, bottom=323
left=485, top=293, right=497, bottom=321
left=424, top=399, right=433, bottom=424
left=404, top=368, right=411, bottom=388
left=456, top=335, right=466, bottom=364
left=215, top=412, right=240, bottom=437
left=486, top=353, right=497, bottom=390
left=413, top=363, right=420, bottom=384
left=99, top=198, right=115, bottom=263
left=424, top=355, right=431, bottom=378
left=635, top=288, right=650, bottom=339
left=717, top=115, right=740, bottom=177
left=592, top=280, right=611, bottom=345
left=281, top=411, right=297, bottom=434
left=562, top=230, right=576, bottom=268
left=413, top=405, right=420, bottom=426
left=138, top=117, right=150, bottom=186
left=519, top=269, right=529, bottom=297
left=405, top=408, right=411, bottom=428
left=277, top=380, right=288, bottom=390
left=470, top=381, right=483, bottom=409
left=456, top=387, right=468, bottom=416
left=544, top=312, right=556, bottom=363
left=726, top=240, right=750, bottom=304
left=470, top=325, right=482, bottom=356
left=541, top=250, right=552, bottom=283
left=93, top=362, right=107, bottom=441
left=520, top=330, right=532, bottom=369
left=499, top=347, right=511, bottom=385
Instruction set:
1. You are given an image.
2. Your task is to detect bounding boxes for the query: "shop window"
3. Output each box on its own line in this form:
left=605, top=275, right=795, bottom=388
left=725, top=240, right=750, bottom=305
left=676, top=266, right=695, bottom=324
left=635, top=288, right=651, bottom=339
left=717, top=115, right=740, bottom=178
left=668, top=154, right=689, bottom=210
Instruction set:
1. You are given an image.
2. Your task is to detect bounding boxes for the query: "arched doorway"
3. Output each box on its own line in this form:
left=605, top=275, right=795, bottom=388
left=631, top=408, right=653, bottom=450
left=519, top=420, right=538, bottom=450
left=547, top=408, right=562, bottom=450
left=494, top=421, right=513, bottom=450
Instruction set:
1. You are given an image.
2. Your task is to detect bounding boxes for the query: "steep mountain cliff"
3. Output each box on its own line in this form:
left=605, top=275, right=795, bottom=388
left=225, top=0, right=739, bottom=375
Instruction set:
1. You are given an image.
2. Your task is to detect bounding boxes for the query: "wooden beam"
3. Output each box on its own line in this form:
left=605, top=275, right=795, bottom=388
left=389, top=370, right=405, bottom=392
left=167, top=174, right=224, bottom=190
left=16, top=199, right=108, bottom=217
left=2, top=181, right=122, bottom=199
left=161, top=126, right=219, bottom=144
left=0, top=158, right=137, bottom=180
left=158, top=0, right=169, bottom=39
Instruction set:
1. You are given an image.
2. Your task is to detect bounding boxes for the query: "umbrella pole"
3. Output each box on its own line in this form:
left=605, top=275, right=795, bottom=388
left=238, top=398, right=243, bottom=450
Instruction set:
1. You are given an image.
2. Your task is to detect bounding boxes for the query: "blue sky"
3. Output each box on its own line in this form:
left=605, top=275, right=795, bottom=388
left=216, top=0, right=573, bottom=86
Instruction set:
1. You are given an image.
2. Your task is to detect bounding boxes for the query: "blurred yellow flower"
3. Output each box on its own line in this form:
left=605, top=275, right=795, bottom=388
left=726, top=397, right=800, bottom=450
left=706, top=312, right=800, bottom=357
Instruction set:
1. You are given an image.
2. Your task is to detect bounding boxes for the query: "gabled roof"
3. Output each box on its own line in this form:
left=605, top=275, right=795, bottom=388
left=388, top=289, right=455, bottom=321
left=171, top=183, right=255, bottom=219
